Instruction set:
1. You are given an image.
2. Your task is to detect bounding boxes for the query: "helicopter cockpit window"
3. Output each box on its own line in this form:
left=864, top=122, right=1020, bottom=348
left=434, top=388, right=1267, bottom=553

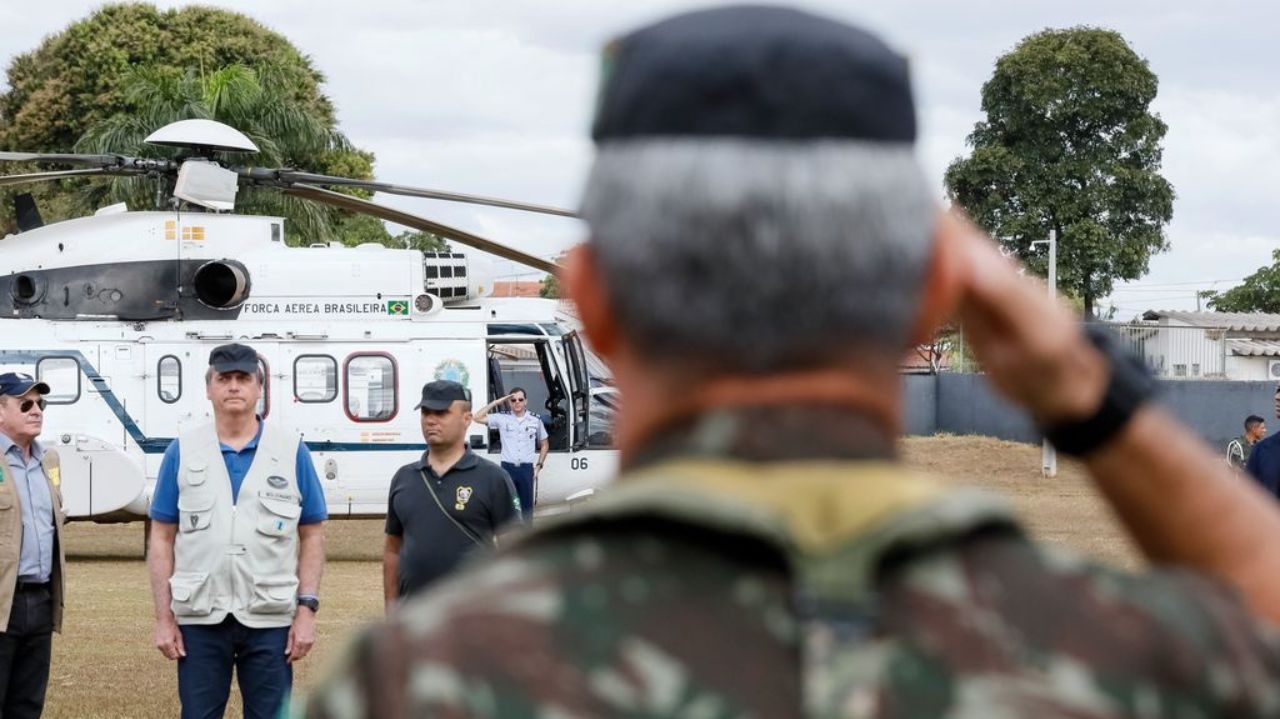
left=157, top=356, right=182, bottom=404
left=36, top=357, right=80, bottom=405
left=345, top=354, right=397, bottom=422
left=294, top=355, right=337, bottom=403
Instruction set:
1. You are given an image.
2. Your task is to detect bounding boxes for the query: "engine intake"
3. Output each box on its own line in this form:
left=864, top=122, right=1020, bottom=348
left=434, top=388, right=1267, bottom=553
left=192, top=260, right=250, bottom=309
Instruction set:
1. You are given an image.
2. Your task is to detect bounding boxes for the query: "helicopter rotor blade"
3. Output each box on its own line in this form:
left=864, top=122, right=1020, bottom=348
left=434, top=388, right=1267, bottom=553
left=245, top=169, right=577, bottom=218
left=0, top=152, right=131, bottom=167
left=283, top=184, right=562, bottom=275
left=0, top=168, right=121, bottom=188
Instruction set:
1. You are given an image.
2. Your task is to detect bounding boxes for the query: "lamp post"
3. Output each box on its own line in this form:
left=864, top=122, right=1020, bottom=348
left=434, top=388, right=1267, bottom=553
left=1031, top=230, right=1058, bottom=477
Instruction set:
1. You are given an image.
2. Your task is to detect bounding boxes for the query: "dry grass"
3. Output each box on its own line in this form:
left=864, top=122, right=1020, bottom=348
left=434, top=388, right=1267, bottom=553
left=45, top=436, right=1140, bottom=717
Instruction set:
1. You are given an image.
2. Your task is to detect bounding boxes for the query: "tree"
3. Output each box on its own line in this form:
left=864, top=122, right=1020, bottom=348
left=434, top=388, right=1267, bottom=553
left=539, top=273, right=560, bottom=299
left=945, top=27, right=1174, bottom=318
left=0, top=3, right=376, bottom=239
left=1205, top=250, right=1280, bottom=313
left=75, top=63, right=358, bottom=243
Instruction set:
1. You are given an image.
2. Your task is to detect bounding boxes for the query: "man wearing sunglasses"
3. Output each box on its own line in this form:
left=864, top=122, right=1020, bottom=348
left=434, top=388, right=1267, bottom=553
left=474, top=388, right=548, bottom=522
left=0, top=372, right=66, bottom=719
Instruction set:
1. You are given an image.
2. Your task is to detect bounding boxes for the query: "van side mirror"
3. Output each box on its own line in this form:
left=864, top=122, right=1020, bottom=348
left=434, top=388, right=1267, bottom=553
left=470, top=434, right=487, bottom=449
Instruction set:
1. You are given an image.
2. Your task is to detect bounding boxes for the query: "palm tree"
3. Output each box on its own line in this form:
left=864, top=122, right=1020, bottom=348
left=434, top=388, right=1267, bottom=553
left=75, top=63, right=358, bottom=243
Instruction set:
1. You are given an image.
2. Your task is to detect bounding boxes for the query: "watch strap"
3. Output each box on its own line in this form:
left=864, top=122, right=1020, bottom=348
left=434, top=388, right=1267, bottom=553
left=1041, top=324, right=1158, bottom=457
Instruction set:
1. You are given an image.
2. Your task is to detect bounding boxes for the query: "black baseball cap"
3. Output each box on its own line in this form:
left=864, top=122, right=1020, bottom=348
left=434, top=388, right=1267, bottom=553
left=592, top=5, right=916, bottom=143
left=208, top=343, right=260, bottom=375
left=0, top=372, right=50, bottom=397
left=415, top=380, right=472, bottom=411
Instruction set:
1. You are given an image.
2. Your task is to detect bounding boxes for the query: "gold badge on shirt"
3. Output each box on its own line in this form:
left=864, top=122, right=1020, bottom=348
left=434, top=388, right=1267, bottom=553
left=455, top=486, right=473, bottom=511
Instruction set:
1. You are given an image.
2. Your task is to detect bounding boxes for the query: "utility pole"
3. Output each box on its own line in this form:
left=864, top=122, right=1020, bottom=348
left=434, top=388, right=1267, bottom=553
left=1031, top=230, right=1058, bottom=478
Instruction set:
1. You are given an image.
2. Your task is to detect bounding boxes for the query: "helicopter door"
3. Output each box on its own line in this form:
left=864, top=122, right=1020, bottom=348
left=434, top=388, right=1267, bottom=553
left=561, top=332, right=590, bottom=450
left=485, top=340, right=568, bottom=452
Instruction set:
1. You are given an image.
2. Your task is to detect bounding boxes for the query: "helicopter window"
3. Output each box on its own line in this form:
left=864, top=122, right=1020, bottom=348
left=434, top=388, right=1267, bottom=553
left=157, top=356, right=182, bottom=404
left=36, top=357, right=80, bottom=405
left=295, top=355, right=337, bottom=403
left=344, top=353, right=397, bottom=423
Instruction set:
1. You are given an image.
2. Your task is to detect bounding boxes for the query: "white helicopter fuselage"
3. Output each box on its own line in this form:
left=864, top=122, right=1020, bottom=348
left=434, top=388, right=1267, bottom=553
left=0, top=208, right=617, bottom=521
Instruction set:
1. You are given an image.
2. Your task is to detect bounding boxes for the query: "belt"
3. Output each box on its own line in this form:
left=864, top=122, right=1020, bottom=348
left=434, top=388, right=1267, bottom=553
left=15, top=581, right=50, bottom=592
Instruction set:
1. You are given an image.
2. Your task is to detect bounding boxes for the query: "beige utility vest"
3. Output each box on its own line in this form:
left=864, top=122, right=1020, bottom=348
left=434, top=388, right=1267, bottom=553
left=170, top=422, right=302, bottom=628
left=0, top=448, right=67, bottom=631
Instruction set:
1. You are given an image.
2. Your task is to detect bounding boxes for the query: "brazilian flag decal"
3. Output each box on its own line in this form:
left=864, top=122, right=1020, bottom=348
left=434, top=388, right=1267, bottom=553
left=386, top=299, right=409, bottom=316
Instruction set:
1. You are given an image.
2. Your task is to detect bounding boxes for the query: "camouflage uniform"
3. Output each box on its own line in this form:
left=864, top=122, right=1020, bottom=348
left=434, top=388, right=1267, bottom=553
left=299, top=412, right=1280, bottom=718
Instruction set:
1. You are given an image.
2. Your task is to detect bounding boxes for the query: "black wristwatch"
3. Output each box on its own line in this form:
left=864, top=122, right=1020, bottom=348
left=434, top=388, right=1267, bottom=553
left=1041, top=324, right=1158, bottom=457
left=297, top=595, right=320, bottom=613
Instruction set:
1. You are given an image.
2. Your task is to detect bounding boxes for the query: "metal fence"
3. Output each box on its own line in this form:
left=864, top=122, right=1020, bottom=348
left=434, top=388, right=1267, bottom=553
left=916, top=322, right=1229, bottom=380
left=1103, top=322, right=1227, bottom=379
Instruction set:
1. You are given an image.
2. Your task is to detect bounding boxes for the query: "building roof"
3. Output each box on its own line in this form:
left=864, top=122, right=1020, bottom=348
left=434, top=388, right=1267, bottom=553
left=489, top=281, right=544, bottom=298
left=1141, top=310, right=1280, bottom=332
left=1226, top=338, right=1280, bottom=357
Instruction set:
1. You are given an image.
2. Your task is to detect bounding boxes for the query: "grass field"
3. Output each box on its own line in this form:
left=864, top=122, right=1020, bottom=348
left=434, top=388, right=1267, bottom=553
left=44, top=435, right=1142, bottom=718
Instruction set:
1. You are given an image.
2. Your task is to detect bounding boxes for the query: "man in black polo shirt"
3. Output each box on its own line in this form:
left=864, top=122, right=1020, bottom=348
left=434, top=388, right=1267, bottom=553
left=383, top=381, right=521, bottom=609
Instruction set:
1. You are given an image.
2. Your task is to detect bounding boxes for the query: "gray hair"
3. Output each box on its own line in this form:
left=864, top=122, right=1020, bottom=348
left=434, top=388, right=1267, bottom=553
left=580, top=139, right=936, bottom=376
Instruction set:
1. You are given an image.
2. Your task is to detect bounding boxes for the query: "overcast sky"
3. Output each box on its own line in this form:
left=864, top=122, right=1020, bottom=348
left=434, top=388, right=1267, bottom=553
left=2, top=1, right=1277, bottom=316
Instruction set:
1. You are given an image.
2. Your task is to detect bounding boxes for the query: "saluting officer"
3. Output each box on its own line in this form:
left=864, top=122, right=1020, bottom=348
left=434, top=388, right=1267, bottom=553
left=474, top=387, right=548, bottom=522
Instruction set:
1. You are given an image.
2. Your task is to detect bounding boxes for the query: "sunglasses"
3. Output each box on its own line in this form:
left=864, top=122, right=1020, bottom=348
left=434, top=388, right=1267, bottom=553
left=17, top=398, right=47, bottom=413
left=511, top=397, right=526, bottom=403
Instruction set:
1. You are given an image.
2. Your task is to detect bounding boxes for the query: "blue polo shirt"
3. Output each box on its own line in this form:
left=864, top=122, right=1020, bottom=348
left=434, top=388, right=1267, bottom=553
left=150, top=421, right=327, bottom=525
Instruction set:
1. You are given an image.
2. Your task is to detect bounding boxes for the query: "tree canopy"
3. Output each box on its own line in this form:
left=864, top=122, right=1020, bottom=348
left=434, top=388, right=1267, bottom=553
left=0, top=3, right=392, bottom=245
left=1204, top=250, right=1280, bottom=313
left=945, top=27, right=1175, bottom=318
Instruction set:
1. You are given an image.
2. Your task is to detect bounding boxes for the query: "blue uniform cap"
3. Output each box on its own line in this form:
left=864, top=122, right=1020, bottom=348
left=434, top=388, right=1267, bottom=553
left=416, top=380, right=472, bottom=411
left=0, top=372, right=50, bottom=397
left=208, top=343, right=260, bottom=375
left=592, top=5, right=916, bottom=143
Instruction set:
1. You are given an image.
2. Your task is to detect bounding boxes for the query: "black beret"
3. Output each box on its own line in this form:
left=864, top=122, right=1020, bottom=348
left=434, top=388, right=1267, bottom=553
left=592, top=5, right=916, bottom=143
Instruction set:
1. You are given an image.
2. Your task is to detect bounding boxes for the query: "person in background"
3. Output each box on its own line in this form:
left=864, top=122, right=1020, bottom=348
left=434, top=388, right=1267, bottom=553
left=1227, top=414, right=1265, bottom=470
left=0, top=373, right=65, bottom=719
left=474, top=387, right=548, bottom=522
left=383, top=380, right=521, bottom=610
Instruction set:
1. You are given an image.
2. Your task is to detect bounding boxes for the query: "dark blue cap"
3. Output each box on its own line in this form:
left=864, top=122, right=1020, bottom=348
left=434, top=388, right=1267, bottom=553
left=208, top=343, right=260, bottom=375
left=0, top=372, right=50, bottom=397
left=592, top=5, right=916, bottom=143
left=415, top=380, right=472, bottom=411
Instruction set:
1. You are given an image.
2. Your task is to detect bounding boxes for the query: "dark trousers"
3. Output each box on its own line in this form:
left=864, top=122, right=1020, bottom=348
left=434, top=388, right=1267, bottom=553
left=177, top=616, right=292, bottom=719
left=0, top=583, right=53, bottom=719
left=502, top=462, right=536, bottom=522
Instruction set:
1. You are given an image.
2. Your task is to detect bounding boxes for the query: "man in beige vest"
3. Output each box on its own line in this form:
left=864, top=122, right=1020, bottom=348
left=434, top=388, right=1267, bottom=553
left=148, top=344, right=327, bottom=719
left=0, top=372, right=65, bottom=719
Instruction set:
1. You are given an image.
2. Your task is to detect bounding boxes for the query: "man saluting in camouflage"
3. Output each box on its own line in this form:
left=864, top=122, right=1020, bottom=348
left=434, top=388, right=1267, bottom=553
left=301, top=6, right=1280, bottom=717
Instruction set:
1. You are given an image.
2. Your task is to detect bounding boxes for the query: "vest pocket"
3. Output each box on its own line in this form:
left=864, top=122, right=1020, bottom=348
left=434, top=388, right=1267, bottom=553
left=249, top=576, right=298, bottom=615
left=178, top=493, right=216, bottom=533
left=169, top=571, right=213, bottom=617
left=256, top=496, right=301, bottom=538
left=0, top=490, right=15, bottom=546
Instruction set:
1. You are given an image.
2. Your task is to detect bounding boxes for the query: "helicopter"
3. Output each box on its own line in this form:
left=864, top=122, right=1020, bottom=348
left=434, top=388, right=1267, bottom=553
left=0, top=118, right=618, bottom=523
